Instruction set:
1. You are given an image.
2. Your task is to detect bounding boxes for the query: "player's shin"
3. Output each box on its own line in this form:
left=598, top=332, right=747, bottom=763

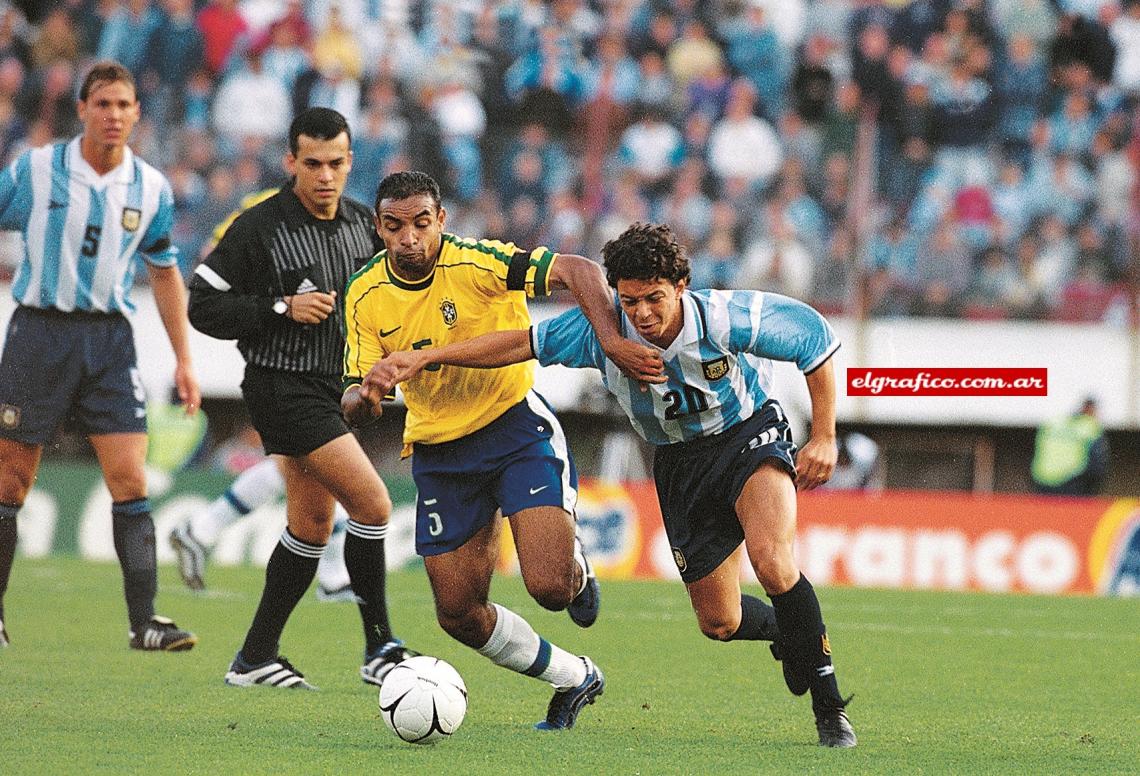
left=476, top=603, right=587, bottom=689
left=239, top=529, right=323, bottom=663
left=344, top=519, right=393, bottom=650
left=769, top=574, right=847, bottom=711
left=728, top=594, right=781, bottom=642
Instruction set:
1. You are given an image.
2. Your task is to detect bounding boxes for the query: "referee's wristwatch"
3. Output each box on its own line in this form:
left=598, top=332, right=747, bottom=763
left=273, top=297, right=289, bottom=316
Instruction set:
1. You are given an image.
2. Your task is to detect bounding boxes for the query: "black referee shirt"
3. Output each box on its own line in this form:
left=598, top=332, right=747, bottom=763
left=189, top=186, right=382, bottom=375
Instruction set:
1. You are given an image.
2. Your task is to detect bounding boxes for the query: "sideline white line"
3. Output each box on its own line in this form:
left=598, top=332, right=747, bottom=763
left=830, top=620, right=1140, bottom=643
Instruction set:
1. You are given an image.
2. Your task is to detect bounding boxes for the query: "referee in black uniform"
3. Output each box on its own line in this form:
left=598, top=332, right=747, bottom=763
left=189, top=108, right=414, bottom=690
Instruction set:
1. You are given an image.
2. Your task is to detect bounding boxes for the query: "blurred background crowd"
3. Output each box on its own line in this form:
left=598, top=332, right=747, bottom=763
left=0, top=0, right=1138, bottom=324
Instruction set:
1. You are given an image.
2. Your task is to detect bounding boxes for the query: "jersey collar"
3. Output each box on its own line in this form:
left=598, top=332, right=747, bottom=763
left=68, top=136, right=136, bottom=186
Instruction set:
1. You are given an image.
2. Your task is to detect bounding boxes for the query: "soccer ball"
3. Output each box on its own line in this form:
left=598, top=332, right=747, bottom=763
left=378, top=655, right=468, bottom=744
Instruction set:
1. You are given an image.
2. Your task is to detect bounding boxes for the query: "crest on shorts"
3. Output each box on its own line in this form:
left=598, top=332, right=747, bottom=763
left=440, top=298, right=458, bottom=327
left=0, top=404, right=20, bottom=429
left=672, top=547, right=687, bottom=572
left=121, top=208, right=142, bottom=232
left=702, top=356, right=729, bottom=381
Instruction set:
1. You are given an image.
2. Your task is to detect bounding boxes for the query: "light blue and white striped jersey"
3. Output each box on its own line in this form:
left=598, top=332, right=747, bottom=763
left=532, top=289, right=839, bottom=445
left=0, top=137, right=178, bottom=313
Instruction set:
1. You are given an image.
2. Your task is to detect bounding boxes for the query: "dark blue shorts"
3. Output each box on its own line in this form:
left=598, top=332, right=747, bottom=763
left=652, top=400, right=796, bottom=584
left=411, top=391, right=577, bottom=557
left=0, top=306, right=146, bottom=444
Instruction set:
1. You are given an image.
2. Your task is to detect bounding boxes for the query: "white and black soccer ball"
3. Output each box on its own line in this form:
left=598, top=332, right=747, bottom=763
left=378, top=655, right=468, bottom=744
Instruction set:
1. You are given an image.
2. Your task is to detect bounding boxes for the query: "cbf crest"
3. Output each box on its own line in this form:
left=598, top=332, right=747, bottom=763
left=121, top=207, right=142, bottom=232
left=440, top=298, right=458, bottom=327
left=702, top=355, right=729, bottom=381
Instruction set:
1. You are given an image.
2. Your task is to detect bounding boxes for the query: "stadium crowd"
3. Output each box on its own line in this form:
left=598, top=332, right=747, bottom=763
left=0, top=0, right=1137, bottom=323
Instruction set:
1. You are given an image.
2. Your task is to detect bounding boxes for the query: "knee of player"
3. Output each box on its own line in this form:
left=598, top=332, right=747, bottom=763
left=695, top=614, right=738, bottom=642
left=526, top=574, right=575, bottom=612
left=434, top=605, right=484, bottom=643
left=753, top=559, right=800, bottom=594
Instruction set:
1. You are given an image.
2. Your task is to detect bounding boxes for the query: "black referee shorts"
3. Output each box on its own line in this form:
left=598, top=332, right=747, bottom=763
left=241, top=365, right=350, bottom=457
left=652, top=400, right=797, bottom=584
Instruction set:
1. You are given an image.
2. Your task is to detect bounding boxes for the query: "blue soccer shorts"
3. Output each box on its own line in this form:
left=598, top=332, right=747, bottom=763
left=410, top=391, right=578, bottom=557
left=0, top=306, right=146, bottom=444
left=652, top=400, right=797, bottom=583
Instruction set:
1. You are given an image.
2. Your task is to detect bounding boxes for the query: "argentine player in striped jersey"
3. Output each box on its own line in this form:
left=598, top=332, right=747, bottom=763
left=365, top=222, right=858, bottom=748
left=0, top=61, right=200, bottom=652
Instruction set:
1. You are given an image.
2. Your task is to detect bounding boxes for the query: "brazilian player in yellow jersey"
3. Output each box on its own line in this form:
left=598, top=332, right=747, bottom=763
left=342, top=171, right=663, bottom=730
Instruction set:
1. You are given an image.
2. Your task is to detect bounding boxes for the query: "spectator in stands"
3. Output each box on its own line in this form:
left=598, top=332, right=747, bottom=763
left=659, top=158, right=713, bottom=247
left=29, top=7, right=79, bottom=67
left=718, top=3, right=785, bottom=119
left=211, top=48, right=290, bottom=159
left=196, top=0, right=248, bottom=77
left=1031, top=397, right=1110, bottom=495
left=811, top=224, right=859, bottom=313
left=1049, top=91, right=1099, bottom=158
left=97, top=0, right=160, bottom=78
left=791, top=34, right=836, bottom=128
left=1110, top=0, right=1140, bottom=95
left=995, top=32, right=1048, bottom=164
left=707, top=78, right=783, bottom=194
left=141, top=0, right=205, bottom=128
left=616, top=103, right=685, bottom=204
left=633, top=49, right=675, bottom=114
left=914, top=214, right=971, bottom=316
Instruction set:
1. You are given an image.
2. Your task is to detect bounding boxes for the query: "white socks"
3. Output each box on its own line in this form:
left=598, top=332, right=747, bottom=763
left=477, top=604, right=587, bottom=689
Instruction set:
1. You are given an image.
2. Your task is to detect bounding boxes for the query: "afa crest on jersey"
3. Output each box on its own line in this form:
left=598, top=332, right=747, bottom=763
left=702, top=356, right=729, bottom=381
left=121, top=208, right=142, bottom=232
left=440, top=299, right=458, bottom=327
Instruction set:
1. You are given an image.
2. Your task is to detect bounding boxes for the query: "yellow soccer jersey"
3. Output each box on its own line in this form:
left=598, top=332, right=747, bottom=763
left=343, top=233, right=557, bottom=448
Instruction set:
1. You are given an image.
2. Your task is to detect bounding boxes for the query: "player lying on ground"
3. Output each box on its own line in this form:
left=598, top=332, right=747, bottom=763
left=363, top=222, right=857, bottom=747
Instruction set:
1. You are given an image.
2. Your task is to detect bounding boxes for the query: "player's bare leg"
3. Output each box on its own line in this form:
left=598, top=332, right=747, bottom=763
left=286, top=436, right=408, bottom=684
left=427, top=515, right=604, bottom=730
left=684, top=545, right=780, bottom=643
left=737, top=461, right=856, bottom=747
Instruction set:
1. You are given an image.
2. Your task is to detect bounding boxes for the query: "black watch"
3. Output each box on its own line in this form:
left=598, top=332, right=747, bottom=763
left=273, top=297, right=288, bottom=315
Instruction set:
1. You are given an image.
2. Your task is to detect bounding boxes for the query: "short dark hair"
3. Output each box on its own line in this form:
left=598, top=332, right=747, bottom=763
left=288, top=107, right=351, bottom=155
left=374, top=170, right=442, bottom=214
left=601, top=222, right=690, bottom=288
left=78, top=60, right=135, bottom=101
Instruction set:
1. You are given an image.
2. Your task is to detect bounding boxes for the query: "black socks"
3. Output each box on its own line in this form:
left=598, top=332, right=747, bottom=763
left=111, top=499, right=156, bottom=630
left=770, top=574, right=846, bottom=712
left=344, top=520, right=393, bottom=654
left=240, top=530, right=321, bottom=664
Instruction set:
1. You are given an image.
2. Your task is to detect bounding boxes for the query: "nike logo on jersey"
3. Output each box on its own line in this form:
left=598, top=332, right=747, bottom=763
left=529, top=485, right=549, bottom=495
left=380, top=326, right=402, bottom=337
left=295, top=277, right=319, bottom=294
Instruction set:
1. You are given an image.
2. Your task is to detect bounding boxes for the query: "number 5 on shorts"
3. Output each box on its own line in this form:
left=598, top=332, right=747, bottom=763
left=427, top=511, right=443, bottom=537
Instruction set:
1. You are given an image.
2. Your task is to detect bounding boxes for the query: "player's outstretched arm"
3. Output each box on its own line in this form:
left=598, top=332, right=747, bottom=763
left=795, top=358, right=838, bottom=491
left=148, top=263, right=201, bottom=415
left=360, top=329, right=534, bottom=402
left=547, top=254, right=665, bottom=384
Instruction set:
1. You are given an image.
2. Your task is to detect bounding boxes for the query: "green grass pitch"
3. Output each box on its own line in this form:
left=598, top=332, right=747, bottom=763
left=2, top=557, right=1137, bottom=775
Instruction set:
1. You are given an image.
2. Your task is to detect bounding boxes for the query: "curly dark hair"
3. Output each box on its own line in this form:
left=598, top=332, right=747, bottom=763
left=601, top=222, right=690, bottom=288
left=374, top=170, right=442, bottom=214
